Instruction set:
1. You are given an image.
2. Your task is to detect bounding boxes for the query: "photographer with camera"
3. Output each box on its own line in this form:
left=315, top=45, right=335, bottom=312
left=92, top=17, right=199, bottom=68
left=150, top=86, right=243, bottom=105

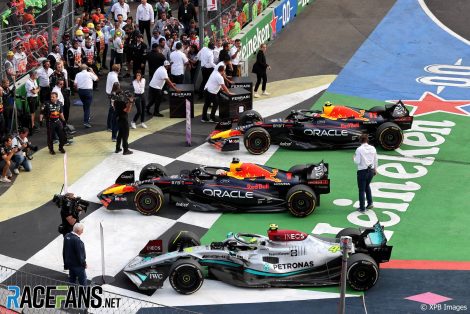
left=0, top=135, right=18, bottom=183
left=55, top=192, right=89, bottom=237
left=11, top=128, right=34, bottom=174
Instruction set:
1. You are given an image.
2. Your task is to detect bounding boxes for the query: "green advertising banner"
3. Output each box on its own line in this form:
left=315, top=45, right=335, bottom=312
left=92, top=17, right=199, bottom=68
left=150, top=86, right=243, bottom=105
left=296, top=0, right=314, bottom=14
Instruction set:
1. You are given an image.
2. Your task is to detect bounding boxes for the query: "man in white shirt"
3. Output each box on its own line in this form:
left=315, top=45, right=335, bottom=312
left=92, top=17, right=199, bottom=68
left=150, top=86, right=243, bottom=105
left=202, top=65, right=232, bottom=123
left=353, top=133, right=378, bottom=212
left=37, top=60, right=54, bottom=108
left=136, top=0, right=154, bottom=44
left=147, top=60, right=180, bottom=117
left=169, top=42, right=189, bottom=84
left=25, top=71, right=40, bottom=131
left=198, top=42, right=215, bottom=98
left=52, top=78, right=65, bottom=105
left=74, top=64, right=98, bottom=128
left=229, top=39, right=241, bottom=77
left=106, top=64, right=120, bottom=139
left=111, top=0, right=131, bottom=21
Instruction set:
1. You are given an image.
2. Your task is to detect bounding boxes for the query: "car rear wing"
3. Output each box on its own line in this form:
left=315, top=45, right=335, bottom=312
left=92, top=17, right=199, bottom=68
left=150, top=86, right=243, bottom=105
left=361, top=222, right=393, bottom=263
left=385, top=100, right=411, bottom=117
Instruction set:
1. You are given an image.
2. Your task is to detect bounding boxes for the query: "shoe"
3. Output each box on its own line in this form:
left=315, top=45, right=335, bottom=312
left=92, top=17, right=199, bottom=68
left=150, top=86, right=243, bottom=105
left=50, top=150, right=56, bottom=155
left=123, top=73, right=130, bottom=78
left=366, top=204, right=374, bottom=209
left=141, top=123, right=148, bottom=128
left=201, top=118, right=209, bottom=123
left=254, top=93, right=260, bottom=98
left=356, top=208, right=366, bottom=213
left=13, top=169, right=19, bottom=175
left=163, top=90, right=168, bottom=95
left=123, top=150, right=133, bottom=155
left=0, top=176, right=11, bottom=183
left=115, top=148, right=122, bottom=153
left=65, top=141, right=72, bottom=146
left=112, top=138, right=117, bottom=142
left=107, top=128, right=112, bottom=132
left=154, top=113, right=164, bottom=117
left=209, top=117, right=219, bottom=123
left=262, top=91, right=270, bottom=95
left=59, top=148, right=66, bottom=154
left=131, top=122, right=137, bottom=129
left=83, top=123, right=92, bottom=128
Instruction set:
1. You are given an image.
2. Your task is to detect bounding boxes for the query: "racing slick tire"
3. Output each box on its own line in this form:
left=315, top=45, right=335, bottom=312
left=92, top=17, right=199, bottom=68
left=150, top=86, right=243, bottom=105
left=134, top=185, right=164, bottom=215
left=238, top=110, right=263, bottom=126
left=139, top=163, right=168, bottom=181
left=336, top=228, right=362, bottom=246
left=244, top=127, right=271, bottom=155
left=168, top=231, right=201, bottom=252
left=169, top=259, right=204, bottom=295
left=376, top=122, right=403, bottom=150
left=286, top=185, right=317, bottom=217
left=347, top=253, right=379, bottom=291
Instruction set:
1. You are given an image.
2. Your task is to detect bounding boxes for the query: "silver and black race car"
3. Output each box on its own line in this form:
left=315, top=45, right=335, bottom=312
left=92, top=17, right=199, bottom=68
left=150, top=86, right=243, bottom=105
left=123, top=222, right=392, bottom=294
left=208, top=101, right=413, bottom=154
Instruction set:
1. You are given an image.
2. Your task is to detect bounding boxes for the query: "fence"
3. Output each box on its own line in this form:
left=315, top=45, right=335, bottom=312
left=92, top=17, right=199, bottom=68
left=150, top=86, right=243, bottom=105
left=0, top=264, right=201, bottom=313
left=199, top=0, right=275, bottom=46
left=0, top=0, right=75, bottom=83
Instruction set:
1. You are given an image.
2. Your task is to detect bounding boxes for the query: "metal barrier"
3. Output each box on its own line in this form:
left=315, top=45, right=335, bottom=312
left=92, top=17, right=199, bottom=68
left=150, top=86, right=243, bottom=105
left=0, top=264, right=201, bottom=313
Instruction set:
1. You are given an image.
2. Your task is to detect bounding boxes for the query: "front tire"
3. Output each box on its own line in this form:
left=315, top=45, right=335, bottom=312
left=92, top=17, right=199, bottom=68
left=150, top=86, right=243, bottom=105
left=347, top=253, right=379, bottom=291
left=167, top=231, right=201, bottom=252
left=286, top=185, right=317, bottom=217
left=134, top=185, right=164, bottom=215
left=376, top=122, right=403, bottom=150
left=169, top=259, right=204, bottom=295
left=244, top=127, right=271, bottom=155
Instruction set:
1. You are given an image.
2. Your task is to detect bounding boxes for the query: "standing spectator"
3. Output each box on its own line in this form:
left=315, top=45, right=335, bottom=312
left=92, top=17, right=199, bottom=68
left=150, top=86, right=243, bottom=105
left=25, top=71, right=40, bottom=132
left=106, top=64, right=120, bottom=140
left=74, top=64, right=98, bottom=128
left=91, top=8, right=105, bottom=23
left=198, top=42, right=215, bottom=98
left=132, top=34, right=148, bottom=76
left=132, top=70, right=147, bottom=129
left=187, top=44, right=199, bottom=84
left=37, top=60, right=54, bottom=111
left=230, top=39, right=241, bottom=77
left=94, top=23, right=106, bottom=71
left=63, top=223, right=87, bottom=286
left=22, top=7, right=36, bottom=26
left=66, top=40, right=84, bottom=91
left=49, top=63, right=70, bottom=123
left=113, top=83, right=133, bottom=155
left=4, top=52, right=16, bottom=85
left=178, top=0, right=197, bottom=34
left=2, top=80, right=15, bottom=133
left=147, top=43, right=166, bottom=80
left=43, top=92, right=67, bottom=154
left=159, top=37, right=171, bottom=60
left=218, top=43, right=230, bottom=70
left=353, top=133, right=378, bottom=213
left=82, top=38, right=99, bottom=90
left=110, top=0, right=130, bottom=21
left=113, top=30, right=124, bottom=74
left=202, top=65, right=232, bottom=123
left=155, top=0, right=171, bottom=19
left=101, top=20, right=112, bottom=70
left=59, top=34, right=72, bottom=61
left=213, top=38, right=223, bottom=64
left=136, top=0, right=154, bottom=45
left=154, top=11, right=169, bottom=34
left=47, top=45, right=63, bottom=71
left=169, top=42, right=188, bottom=83
left=150, top=29, right=164, bottom=48
left=123, top=19, right=136, bottom=78
left=13, top=44, right=28, bottom=76
left=0, top=135, right=17, bottom=183
left=11, top=128, right=32, bottom=173
left=252, top=43, right=270, bottom=97
left=0, top=87, right=4, bottom=139
left=147, top=60, right=180, bottom=116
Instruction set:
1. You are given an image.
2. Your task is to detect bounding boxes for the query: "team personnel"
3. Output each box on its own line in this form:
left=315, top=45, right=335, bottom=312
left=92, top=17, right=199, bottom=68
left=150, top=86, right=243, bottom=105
left=198, top=42, right=215, bottom=98
left=47, top=44, right=63, bottom=70
left=66, top=40, right=83, bottom=91
left=74, top=64, right=98, bottom=128
left=106, top=64, right=120, bottom=140
left=353, top=133, right=378, bottom=212
left=25, top=71, right=40, bottom=132
left=147, top=43, right=166, bottom=80
left=252, top=43, right=271, bottom=98
left=37, top=60, right=54, bottom=109
left=202, top=65, right=232, bottom=122
left=111, top=0, right=131, bottom=21
left=112, top=83, right=133, bottom=155
left=169, top=42, right=188, bottom=83
left=136, top=0, right=154, bottom=44
left=49, top=62, right=71, bottom=123
left=132, top=70, right=147, bottom=129
left=229, top=39, right=241, bottom=77
left=43, top=92, right=67, bottom=155
left=147, top=60, right=180, bottom=116
left=63, top=223, right=87, bottom=286
left=132, top=34, right=148, bottom=76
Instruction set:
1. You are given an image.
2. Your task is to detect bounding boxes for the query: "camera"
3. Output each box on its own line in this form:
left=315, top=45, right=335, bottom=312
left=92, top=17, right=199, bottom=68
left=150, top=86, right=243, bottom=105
left=24, top=142, right=38, bottom=160
left=53, top=193, right=89, bottom=213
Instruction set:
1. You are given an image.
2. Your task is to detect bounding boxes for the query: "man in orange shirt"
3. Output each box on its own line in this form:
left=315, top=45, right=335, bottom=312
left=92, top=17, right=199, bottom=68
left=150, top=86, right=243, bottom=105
left=22, top=7, right=36, bottom=27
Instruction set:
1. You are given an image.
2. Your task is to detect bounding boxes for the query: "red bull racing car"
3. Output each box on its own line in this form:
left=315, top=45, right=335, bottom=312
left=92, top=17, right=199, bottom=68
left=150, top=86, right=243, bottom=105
left=98, top=158, right=330, bottom=217
left=208, top=101, right=413, bottom=155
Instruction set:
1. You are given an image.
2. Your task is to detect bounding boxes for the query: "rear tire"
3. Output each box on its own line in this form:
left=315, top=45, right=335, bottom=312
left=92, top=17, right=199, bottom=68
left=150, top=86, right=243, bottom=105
left=169, top=259, right=204, bottom=295
left=244, top=127, right=271, bottom=155
left=376, top=122, right=403, bottom=150
left=286, top=185, right=317, bottom=217
left=347, top=253, right=379, bottom=291
left=139, top=163, right=168, bottom=181
left=167, top=231, right=201, bottom=252
left=134, top=185, right=164, bottom=215
left=238, top=110, right=263, bottom=126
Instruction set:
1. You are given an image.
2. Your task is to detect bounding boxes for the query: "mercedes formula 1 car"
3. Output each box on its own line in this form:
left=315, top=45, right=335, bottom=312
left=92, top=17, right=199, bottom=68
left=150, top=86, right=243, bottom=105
left=124, top=222, right=392, bottom=294
left=208, top=101, right=413, bottom=155
left=97, top=158, right=330, bottom=217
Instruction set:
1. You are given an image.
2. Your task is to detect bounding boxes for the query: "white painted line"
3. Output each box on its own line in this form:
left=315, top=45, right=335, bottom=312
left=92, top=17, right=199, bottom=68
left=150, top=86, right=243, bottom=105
left=418, top=0, right=470, bottom=46
left=68, top=150, right=175, bottom=203
left=176, top=211, right=221, bottom=229
left=0, top=254, right=27, bottom=283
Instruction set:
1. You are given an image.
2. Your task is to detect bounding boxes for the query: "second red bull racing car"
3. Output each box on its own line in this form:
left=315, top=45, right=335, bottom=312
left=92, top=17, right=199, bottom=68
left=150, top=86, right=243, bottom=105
left=98, top=158, right=330, bottom=217
left=208, top=101, right=413, bottom=155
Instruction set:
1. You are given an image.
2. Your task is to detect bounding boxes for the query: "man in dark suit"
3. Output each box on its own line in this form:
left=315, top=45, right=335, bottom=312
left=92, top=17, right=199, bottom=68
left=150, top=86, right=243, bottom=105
left=63, top=223, right=87, bottom=285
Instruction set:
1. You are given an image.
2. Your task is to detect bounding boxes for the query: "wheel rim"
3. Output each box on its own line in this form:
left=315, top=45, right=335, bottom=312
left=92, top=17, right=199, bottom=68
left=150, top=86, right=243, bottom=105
left=382, top=128, right=402, bottom=149
left=292, top=192, right=313, bottom=213
left=137, top=191, right=159, bottom=213
left=175, top=266, right=200, bottom=290
left=249, top=133, right=268, bottom=153
left=350, top=264, right=376, bottom=289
